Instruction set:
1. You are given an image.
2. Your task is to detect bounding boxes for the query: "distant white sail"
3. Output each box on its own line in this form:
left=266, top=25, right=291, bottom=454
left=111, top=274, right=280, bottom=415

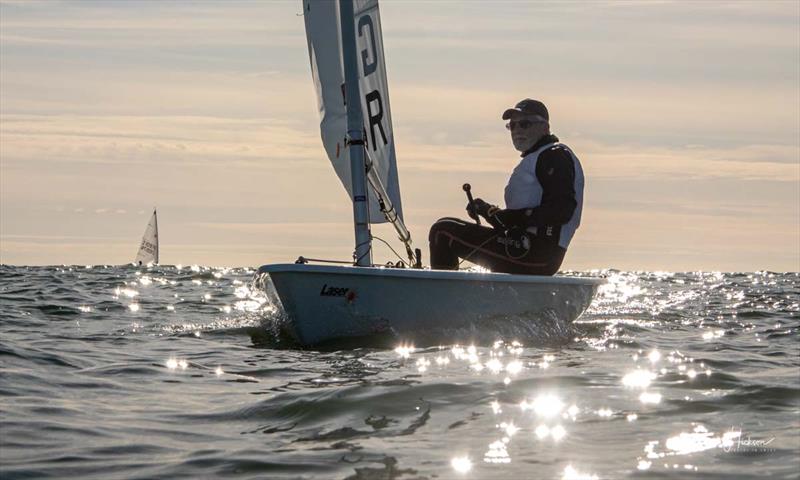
left=303, top=0, right=403, bottom=223
left=135, top=209, right=159, bottom=265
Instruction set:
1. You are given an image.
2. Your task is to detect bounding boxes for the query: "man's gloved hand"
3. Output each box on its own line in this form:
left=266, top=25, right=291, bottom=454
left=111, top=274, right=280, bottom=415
left=466, top=201, right=480, bottom=223
left=466, top=197, right=489, bottom=219
left=467, top=198, right=504, bottom=229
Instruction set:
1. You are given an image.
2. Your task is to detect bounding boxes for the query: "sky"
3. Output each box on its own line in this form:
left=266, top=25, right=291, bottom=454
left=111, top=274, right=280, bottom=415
left=1, top=0, right=798, bottom=271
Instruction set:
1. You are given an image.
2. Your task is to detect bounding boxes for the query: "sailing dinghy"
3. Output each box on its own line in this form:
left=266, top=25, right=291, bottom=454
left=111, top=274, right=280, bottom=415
left=135, top=208, right=159, bottom=266
left=255, top=0, right=602, bottom=346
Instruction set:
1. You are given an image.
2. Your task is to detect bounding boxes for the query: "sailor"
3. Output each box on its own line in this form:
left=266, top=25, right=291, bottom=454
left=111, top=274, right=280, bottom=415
left=428, top=98, right=584, bottom=275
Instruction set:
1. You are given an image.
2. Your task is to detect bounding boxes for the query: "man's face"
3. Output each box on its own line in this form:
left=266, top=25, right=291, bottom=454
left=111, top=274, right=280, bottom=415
left=507, top=114, right=547, bottom=152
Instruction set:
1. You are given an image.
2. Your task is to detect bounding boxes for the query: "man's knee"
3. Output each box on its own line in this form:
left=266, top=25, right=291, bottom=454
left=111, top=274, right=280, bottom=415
left=429, top=217, right=465, bottom=243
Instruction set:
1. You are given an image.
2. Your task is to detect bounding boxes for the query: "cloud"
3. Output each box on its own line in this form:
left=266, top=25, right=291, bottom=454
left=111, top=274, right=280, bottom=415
left=0, top=114, right=322, bottom=169
left=572, top=141, right=800, bottom=181
left=5, top=111, right=797, bottom=185
left=2, top=0, right=798, bottom=270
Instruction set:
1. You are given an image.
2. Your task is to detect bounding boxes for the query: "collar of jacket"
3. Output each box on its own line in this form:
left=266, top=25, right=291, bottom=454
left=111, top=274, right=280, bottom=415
left=520, top=134, right=560, bottom=157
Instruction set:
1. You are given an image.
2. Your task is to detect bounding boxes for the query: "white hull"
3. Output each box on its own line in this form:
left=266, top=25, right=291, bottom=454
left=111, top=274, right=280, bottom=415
left=255, top=264, right=603, bottom=346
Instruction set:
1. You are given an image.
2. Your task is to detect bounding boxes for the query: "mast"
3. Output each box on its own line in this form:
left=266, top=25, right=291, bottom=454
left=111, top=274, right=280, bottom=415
left=340, top=0, right=372, bottom=266
left=153, top=208, right=159, bottom=264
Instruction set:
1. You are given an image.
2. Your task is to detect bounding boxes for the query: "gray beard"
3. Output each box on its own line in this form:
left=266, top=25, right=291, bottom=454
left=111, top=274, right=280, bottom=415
left=513, top=132, right=542, bottom=153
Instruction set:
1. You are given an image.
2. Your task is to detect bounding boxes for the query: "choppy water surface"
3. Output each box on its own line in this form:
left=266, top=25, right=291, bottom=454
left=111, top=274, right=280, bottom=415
left=1, top=265, right=798, bottom=479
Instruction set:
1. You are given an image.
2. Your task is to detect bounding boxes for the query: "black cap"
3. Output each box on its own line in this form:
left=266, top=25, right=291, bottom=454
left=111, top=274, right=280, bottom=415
left=502, top=98, right=549, bottom=121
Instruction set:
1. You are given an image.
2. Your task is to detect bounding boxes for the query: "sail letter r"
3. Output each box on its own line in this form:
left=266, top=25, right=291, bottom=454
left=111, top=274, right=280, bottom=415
left=365, top=90, right=388, bottom=150
left=358, top=15, right=377, bottom=77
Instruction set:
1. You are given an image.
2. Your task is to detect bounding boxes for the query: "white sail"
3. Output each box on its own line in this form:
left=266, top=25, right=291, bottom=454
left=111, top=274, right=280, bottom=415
left=135, top=209, right=159, bottom=265
left=303, top=0, right=403, bottom=223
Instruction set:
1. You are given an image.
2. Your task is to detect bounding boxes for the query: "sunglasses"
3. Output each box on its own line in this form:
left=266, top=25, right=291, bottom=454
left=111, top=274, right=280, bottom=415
left=505, top=119, right=542, bottom=130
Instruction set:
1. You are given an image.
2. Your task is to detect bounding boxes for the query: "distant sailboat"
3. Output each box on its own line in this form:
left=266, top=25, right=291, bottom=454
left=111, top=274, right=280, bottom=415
left=135, top=209, right=159, bottom=266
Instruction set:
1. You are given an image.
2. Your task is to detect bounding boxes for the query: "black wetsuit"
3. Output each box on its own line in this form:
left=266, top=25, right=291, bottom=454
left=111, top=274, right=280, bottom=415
left=428, top=134, right=581, bottom=275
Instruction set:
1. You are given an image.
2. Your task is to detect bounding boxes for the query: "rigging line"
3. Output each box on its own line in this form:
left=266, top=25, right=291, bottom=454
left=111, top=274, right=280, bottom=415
left=353, top=238, right=372, bottom=252
left=353, top=238, right=372, bottom=265
left=295, top=257, right=353, bottom=265
left=371, top=235, right=407, bottom=265
left=458, top=233, right=501, bottom=267
left=355, top=249, right=371, bottom=265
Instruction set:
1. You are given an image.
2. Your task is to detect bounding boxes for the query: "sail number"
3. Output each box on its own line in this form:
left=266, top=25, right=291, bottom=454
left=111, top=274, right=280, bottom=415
left=358, top=14, right=388, bottom=152
left=139, top=240, right=156, bottom=254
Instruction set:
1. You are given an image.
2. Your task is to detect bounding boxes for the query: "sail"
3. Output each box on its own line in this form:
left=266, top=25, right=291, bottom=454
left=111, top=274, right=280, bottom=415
left=303, top=0, right=403, bottom=223
left=135, top=209, right=159, bottom=265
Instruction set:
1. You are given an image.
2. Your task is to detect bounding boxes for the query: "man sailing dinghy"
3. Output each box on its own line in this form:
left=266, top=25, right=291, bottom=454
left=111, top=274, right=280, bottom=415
left=430, top=99, right=585, bottom=276
left=135, top=208, right=159, bottom=266
left=255, top=0, right=602, bottom=346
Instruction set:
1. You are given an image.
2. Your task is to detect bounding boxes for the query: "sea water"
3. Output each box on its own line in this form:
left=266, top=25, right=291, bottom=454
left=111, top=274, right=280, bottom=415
left=0, top=265, right=798, bottom=479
